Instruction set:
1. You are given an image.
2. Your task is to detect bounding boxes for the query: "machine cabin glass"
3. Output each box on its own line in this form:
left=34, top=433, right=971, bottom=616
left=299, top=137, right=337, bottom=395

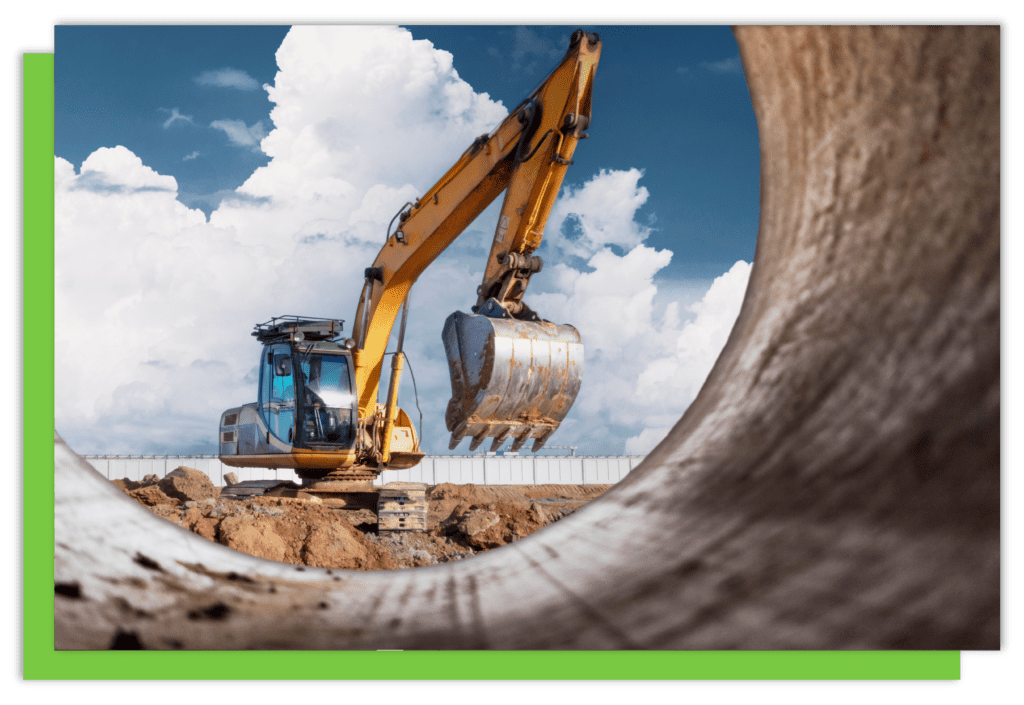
left=258, top=343, right=356, bottom=448
left=258, top=342, right=297, bottom=444
left=296, top=350, right=356, bottom=447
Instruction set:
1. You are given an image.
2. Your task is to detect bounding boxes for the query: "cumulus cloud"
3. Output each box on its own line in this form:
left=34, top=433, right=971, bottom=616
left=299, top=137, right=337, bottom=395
left=700, top=55, right=743, bottom=74
left=56, top=25, right=751, bottom=458
left=183, top=151, right=200, bottom=161
left=625, top=427, right=674, bottom=456
left=195, top=67, right=262, bottom=90
left=71, top=145, right=178, bottom=193
left=243, top=25, right=507, bottom=199
left=210, top=119, right=267, bottom=150
left=161, top=107, right=195, bottom=129
left=625, top=260, right=752, bottom=454
left=546, top=168, right=652, bottom=259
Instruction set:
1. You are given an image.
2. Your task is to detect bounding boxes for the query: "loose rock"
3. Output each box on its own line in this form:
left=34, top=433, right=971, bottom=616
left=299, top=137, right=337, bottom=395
left=457, top=509, right=499, bottom=537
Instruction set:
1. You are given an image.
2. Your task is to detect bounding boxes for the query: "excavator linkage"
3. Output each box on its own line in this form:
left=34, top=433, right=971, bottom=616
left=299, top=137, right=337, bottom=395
left=443, top=311, right=584, bottom=453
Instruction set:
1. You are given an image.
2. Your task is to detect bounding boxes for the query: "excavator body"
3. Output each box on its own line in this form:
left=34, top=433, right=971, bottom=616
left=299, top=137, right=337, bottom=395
left=217, top=30, right=602, bottom=529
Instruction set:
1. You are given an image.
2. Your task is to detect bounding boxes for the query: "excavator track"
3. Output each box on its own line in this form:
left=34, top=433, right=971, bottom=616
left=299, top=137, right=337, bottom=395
left=220, top=479, right=428, bottom=532
left=377, top=482, right=429, bottom=532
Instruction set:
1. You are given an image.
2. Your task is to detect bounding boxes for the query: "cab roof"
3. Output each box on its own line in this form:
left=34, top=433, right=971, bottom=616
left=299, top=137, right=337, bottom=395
left=253, top=316, right=345, bottom=345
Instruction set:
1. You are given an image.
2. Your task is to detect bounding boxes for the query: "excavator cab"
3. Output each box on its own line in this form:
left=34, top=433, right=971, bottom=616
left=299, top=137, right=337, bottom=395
left=220, top=317, right=365, bottom=473
left=259, top=340, right=356, bottom=448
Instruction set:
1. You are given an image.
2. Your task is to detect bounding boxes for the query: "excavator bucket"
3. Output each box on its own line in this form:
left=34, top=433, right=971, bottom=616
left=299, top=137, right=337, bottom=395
left=443, top=311, right=584, bottom=453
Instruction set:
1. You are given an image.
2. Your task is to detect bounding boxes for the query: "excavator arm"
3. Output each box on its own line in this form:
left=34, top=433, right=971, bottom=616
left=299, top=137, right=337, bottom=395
left=350, top=30, right=601, bottom=460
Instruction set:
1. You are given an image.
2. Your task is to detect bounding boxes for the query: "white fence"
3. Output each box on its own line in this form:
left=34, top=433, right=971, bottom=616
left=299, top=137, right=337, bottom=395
left=82, top=454, right=645, bottom=486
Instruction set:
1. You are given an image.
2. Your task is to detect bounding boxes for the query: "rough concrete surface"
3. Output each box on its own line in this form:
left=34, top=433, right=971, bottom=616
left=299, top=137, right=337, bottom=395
left=54, top=26, right=999, bottom=650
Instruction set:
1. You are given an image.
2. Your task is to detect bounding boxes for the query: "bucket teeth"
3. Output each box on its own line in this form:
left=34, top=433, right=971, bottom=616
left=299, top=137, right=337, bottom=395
left=448, top=420, right=468, bottom=450
left=532, top=428, right=555, bottom=453
left=509, top=433, right=531, bottom=453
left=489, top=426, right=512, bottom=452
left=468, top=430, right=489, bottom=452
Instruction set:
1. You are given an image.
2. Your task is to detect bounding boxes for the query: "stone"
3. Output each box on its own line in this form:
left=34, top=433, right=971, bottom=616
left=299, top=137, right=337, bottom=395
left=457, top=509, right=499, bottom=537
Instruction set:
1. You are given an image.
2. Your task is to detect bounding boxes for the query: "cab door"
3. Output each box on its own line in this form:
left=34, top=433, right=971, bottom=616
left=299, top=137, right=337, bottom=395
left=258, top=343, right=296, bottom=447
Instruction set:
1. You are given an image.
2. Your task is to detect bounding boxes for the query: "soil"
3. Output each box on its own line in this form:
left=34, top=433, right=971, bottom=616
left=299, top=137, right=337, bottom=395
left=111, top=470, right=610, bottom=570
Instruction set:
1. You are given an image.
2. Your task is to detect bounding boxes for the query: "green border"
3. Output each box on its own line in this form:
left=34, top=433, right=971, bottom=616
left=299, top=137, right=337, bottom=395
left=33, top=650, right=959, bottom=681
left=25, top=52, right=56, bottom=676
left=25, top=49, right=958, bottom=680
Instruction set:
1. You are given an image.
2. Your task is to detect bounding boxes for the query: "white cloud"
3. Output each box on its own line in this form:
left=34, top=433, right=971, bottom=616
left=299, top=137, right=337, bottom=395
left=546, top=168, right=652, bottom=258
left=634, top=260, right=752, bottom=411
left=531, top=245, right=750, bottom=456
left=625, top=427, right=673, bottom=456
left=700, top=55, right=743, bottom=74
left=183, top=151, right=201, bottom=161
left=55, top=25, right=752, bottom=458
left=244, top=25, right=506, bottom=199
left=161, top=107, right=195, bottom=129
left=195, top=67, right=261, bottom=91
left=532, top=245, right=673, bottom=360
left=73, top=145, right=178, bottom=192
left=210, top=119, right=267, bottom=150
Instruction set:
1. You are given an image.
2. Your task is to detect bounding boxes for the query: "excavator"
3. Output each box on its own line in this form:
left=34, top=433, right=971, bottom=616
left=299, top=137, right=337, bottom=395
left=218, top=30, right=601, bottom=531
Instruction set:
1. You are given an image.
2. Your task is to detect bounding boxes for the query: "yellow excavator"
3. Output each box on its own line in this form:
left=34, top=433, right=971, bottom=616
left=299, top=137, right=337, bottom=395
left=218, top=30, right=601, bottom=529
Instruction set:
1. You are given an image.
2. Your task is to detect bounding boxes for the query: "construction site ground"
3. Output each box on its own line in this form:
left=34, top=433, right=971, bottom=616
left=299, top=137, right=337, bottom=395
left=111, top=467, right=611, bottom=570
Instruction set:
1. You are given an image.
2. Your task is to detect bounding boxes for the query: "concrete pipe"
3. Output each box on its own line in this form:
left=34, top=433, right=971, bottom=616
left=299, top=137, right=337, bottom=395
left=55, top=25, right=999, bottom=650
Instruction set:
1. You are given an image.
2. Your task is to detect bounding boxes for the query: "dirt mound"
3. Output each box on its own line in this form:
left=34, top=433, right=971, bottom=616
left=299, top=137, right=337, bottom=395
left=114, top=481, right=609, bottom=569
left=127, top=485, right=176, bottom=507
left=158, top=466, right=217, bottom=502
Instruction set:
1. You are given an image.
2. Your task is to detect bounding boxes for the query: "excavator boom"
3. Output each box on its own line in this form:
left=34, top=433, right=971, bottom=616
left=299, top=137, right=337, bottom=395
left=352, top=29, right=601, bottom=454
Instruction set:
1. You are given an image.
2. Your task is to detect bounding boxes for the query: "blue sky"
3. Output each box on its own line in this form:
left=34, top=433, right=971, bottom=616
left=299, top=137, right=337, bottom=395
left=56, top=25, right=759, bottom=280
left=54, top=25, right=760, bottom=456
